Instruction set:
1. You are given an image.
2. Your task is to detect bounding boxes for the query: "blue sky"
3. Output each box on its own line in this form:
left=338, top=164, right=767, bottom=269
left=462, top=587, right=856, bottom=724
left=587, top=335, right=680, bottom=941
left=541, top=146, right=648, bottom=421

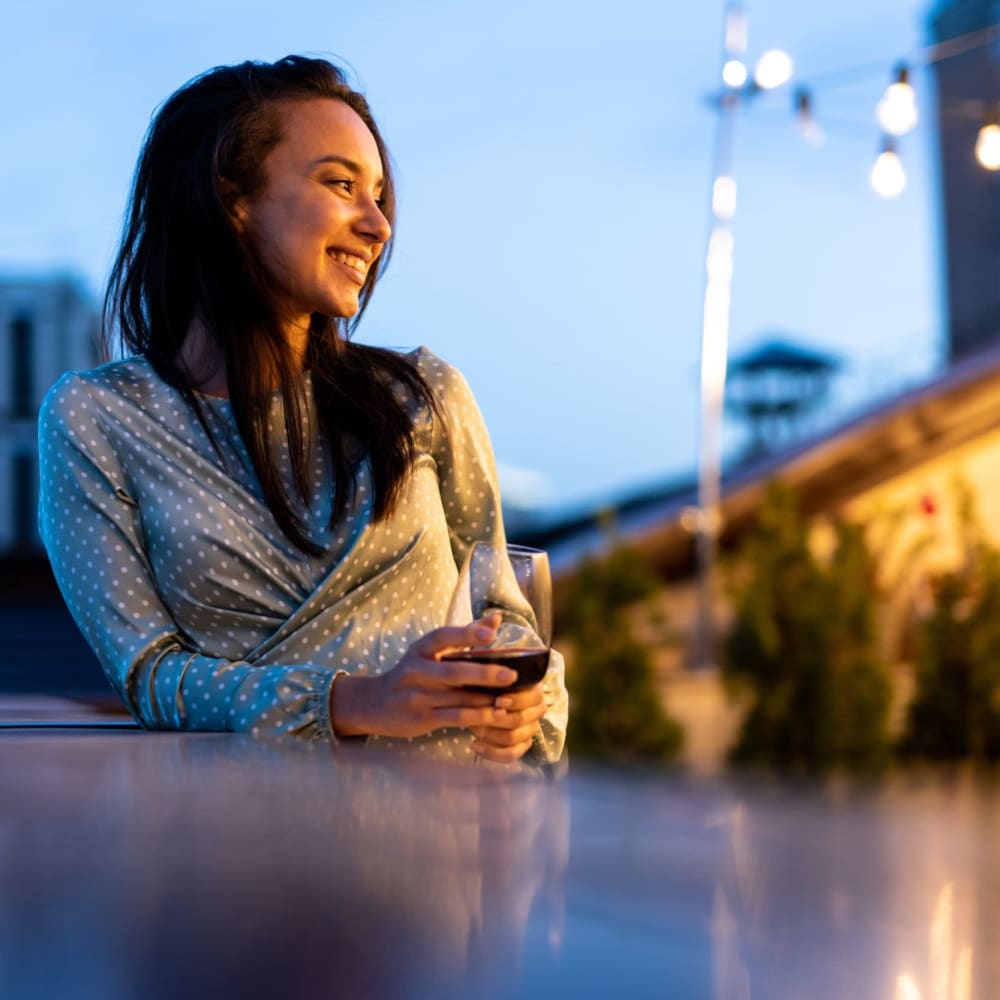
left=2, top=0, right=943, bottom=509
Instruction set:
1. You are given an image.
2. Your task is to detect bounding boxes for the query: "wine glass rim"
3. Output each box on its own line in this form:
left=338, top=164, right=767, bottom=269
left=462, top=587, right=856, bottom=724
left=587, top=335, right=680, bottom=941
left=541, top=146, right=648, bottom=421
left=506, top=543, right=548, bottom=556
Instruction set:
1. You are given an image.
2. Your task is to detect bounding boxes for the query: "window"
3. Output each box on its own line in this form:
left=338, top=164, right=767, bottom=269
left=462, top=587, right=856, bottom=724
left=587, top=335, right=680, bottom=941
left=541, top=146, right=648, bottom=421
left=10, top=314, right=33, bottom=418
left=13, top=453, right=36, bottom=550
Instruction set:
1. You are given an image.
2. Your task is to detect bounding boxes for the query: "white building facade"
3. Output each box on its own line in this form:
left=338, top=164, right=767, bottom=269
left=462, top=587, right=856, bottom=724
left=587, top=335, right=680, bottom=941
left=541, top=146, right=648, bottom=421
left=0, top=274, right=99, bottom=552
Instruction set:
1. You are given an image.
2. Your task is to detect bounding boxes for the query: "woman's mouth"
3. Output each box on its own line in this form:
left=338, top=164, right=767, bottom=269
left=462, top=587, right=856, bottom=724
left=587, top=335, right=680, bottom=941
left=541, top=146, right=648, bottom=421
left=327, top=249, right=367, bottom=285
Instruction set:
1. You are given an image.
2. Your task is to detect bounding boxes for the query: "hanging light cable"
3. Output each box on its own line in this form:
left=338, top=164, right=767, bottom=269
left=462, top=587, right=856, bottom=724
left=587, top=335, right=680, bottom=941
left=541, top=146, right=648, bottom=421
left=877, top=64, right=919, bottom=136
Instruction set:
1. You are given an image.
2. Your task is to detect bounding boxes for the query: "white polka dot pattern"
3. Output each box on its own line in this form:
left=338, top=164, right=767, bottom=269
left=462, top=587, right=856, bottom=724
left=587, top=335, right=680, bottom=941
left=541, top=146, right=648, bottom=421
left=36, top=348, right=567, bottom=762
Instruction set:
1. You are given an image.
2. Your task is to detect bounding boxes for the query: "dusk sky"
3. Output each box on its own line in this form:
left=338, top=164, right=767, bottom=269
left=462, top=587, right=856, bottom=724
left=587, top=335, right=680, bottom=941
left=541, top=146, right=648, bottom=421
left=3, top=0, right=945, bottom=510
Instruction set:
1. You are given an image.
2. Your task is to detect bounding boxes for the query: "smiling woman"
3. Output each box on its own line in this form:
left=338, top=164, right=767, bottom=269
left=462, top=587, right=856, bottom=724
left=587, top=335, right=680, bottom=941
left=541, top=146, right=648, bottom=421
left=227, top=100, right=392, bottom=348
left=35, top=56, right=567, bottom=765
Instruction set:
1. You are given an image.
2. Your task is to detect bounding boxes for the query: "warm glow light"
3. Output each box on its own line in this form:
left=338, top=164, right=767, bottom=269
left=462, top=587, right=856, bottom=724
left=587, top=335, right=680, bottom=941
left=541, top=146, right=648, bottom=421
left=702, top=226, right=733, bottom=404
left=713, top=176, right=737, bottom=219
left=754, top=49, right=793, bottom=90
left=871, top=144, right=907, bottom=198
left=976, top=122, right=1000, bottom=170
left=877, top=66, right=918, bottom=136
left=894, top=973, right=922, bottom=1000
left=954, top=946, right=973, bottom=1000
left=722, top=59, right=748, bottom=88
left=724, top=4, right=748, bottom=56
left=706, top=228, right=734, bottom=283
left=930, top=883, right=954, bottom=1000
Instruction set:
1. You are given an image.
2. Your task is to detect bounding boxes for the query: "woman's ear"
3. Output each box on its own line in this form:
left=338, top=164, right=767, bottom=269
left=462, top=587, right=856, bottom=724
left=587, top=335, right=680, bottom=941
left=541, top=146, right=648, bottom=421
left=219, top=178, right=248, bottom=232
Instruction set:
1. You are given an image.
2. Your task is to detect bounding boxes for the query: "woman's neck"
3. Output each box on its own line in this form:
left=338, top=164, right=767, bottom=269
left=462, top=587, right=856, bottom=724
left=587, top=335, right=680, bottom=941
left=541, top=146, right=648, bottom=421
left=178, top=315, right=310, bottom=399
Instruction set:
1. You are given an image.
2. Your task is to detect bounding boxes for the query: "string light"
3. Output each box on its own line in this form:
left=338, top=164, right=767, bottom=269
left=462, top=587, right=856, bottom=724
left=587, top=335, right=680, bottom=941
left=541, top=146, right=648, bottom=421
left=723, top=60, right=748, bottom=88
left=755, top=49, right=793, bottom=90
left=877, top=64, right=919, bottom=136
left=769, top=23, right=1000, bottom=176
left=870, top=138, right=907, bottom=198
left=794, top=88, right=826, bottom=146
left=724, top=2, right=748, bottom=56
left=975, top=110, right=1000, bottom=170
left=712, top=176, right=738, bottom=219
left=877, top=65, right=918, bottom=136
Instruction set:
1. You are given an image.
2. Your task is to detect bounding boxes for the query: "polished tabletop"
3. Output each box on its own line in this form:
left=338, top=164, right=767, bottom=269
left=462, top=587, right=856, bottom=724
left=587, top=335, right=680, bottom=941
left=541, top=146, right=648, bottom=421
left=1, top=698, right=998, bottom=999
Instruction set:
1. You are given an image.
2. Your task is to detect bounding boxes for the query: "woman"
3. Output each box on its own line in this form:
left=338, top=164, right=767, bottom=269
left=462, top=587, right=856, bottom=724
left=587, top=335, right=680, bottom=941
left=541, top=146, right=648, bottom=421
left=37, top=56, right=567, bottom=765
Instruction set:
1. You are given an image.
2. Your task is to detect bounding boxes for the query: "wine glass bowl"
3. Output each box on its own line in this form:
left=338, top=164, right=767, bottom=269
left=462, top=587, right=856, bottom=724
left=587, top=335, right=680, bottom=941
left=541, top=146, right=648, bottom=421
left=505, top=544, right=552, bottom=647
left=443, top=542, right=553, bottom=691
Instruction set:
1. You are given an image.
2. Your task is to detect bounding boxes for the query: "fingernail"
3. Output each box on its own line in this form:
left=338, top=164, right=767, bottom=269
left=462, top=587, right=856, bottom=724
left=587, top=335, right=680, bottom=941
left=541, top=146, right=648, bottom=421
left=495, top=697, right=513, bottom=709
left=474, top=626, right=493, bottom=641
left=498, top=668, right=516, bottom=684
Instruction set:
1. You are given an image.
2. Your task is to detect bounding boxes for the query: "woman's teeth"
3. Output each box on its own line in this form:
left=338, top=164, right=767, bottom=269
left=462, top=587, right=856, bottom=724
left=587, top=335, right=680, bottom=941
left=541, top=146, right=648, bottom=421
left=329, top=250, right=365, bottom=274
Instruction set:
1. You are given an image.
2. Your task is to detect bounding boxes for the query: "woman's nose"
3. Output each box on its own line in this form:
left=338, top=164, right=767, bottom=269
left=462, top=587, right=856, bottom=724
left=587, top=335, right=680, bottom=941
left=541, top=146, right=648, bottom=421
left=358, top=196, right=391, bottom=245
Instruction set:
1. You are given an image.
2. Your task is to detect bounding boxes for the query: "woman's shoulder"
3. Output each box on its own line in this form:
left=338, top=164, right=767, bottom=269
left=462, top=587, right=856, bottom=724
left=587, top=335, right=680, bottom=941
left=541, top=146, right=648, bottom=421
left=39, top=356, right=162, bottom=429
left=407, top=346, right=475, bottom=404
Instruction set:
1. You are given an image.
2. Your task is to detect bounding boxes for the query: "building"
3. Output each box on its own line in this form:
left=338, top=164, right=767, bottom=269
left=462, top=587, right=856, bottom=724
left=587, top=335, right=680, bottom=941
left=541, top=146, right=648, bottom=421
left=930, top=0, right=1000, bottom=361
left=0, top=274, right=99, bottom=552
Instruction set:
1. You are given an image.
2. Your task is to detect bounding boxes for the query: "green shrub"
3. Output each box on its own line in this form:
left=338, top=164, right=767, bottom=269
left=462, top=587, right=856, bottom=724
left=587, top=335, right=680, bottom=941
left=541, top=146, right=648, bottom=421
left=903, top=483, right=1000, bottom=760
left=724, top=482, right=891, bottom=772
left=561, top=545, right=682, bottom=762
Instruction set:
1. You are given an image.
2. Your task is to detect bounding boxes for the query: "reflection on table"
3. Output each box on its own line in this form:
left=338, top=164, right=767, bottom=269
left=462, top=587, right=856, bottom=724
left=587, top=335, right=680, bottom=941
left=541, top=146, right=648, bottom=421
left=1, top=702, right=999, bottom=999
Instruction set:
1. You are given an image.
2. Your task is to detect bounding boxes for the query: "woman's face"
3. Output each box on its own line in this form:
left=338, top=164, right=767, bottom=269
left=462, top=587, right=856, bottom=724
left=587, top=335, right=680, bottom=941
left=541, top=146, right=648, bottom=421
left=233, top=98, right=391, bottom=333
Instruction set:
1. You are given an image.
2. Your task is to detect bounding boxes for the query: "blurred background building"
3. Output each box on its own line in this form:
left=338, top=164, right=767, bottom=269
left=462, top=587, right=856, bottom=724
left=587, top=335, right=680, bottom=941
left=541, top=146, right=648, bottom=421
left=0, top=275, right=98, bottom=553
left=931, top=0, right=1000, bottom=361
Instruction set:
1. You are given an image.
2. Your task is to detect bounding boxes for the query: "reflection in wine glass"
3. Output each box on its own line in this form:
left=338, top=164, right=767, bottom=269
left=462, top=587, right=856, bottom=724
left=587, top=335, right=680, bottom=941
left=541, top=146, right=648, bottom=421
left=447, top=542, right=550, bottom=644
left=505, top=544, right=552, bottom=647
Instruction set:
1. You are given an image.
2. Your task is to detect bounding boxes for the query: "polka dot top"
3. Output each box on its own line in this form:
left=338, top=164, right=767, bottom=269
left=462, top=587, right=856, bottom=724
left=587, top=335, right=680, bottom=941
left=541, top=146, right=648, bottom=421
left=36, top=347, right=568, bottom=763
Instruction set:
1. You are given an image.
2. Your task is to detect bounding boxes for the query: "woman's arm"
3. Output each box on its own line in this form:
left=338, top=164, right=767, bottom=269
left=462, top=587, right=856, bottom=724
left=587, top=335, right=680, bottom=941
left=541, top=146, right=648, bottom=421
left=38, top=372, right=347, bottom=740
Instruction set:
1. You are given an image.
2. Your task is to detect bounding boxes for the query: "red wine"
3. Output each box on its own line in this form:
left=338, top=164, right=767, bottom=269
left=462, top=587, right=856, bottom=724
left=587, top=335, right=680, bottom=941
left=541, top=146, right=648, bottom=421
left=441, top=647, right=550, bottom=692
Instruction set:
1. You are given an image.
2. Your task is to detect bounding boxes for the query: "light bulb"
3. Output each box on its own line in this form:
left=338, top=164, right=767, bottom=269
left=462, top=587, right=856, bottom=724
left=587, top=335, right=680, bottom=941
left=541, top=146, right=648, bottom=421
left=794, top=88, right=826, bottom=147
left=876, top=66, right=918, bottom=136
left=871, top=143, right=906, bottom=198
left=724, top=4, right=748, bottom=57
left=976, top=122, right=1000, bottom=170
left=754, top=49, right=793, bottom=90
left=722, top=59, right=748, bottom=88
left=713, top=176, right=737, bottom=219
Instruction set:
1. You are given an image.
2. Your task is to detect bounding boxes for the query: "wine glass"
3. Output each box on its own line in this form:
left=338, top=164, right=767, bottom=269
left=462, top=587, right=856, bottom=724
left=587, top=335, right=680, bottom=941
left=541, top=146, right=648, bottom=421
left=505, top=544, right=552, bottom=647
left=444, top=542, right=552, bottom=691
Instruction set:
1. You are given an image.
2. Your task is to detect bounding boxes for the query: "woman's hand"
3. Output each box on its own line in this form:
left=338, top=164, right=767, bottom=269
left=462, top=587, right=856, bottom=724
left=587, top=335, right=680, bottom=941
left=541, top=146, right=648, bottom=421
left=470, top=684, right=546, bottom=764
left=331, top=613, right=523, bottom=741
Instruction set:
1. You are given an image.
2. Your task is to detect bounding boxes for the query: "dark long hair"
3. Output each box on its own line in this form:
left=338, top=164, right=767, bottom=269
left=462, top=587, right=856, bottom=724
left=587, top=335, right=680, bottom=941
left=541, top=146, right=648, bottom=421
left=105, top=55, right=438, bottom=554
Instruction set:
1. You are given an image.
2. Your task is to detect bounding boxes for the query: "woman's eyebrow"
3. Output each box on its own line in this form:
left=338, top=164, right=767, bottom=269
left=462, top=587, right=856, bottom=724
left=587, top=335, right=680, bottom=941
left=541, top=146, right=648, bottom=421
left=312, top=154, right=383, bottom=188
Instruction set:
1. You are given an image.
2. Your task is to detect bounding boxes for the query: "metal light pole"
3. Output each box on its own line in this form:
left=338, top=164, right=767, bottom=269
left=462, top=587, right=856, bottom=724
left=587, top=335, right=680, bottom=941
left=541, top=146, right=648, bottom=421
left=691, top=3, right=792, bottom=668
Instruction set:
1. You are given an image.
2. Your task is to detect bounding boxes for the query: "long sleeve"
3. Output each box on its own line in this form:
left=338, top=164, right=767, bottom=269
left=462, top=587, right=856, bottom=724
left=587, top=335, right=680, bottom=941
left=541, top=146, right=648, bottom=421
left=422, top=353, right=569, bottom=763
left=37, top=372, right=339, bottom=741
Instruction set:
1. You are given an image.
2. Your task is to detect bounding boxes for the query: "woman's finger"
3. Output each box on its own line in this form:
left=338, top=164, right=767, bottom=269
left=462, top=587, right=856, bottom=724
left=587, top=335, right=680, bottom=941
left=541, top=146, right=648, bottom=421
left=428, top=690, right=495, bottom=710
left=433, top=657, right=519, bottom=690
left=432, top=704, right=511, bottom=729
left=478, top=698, right=547, bottom=731
left=411, top=613, right=502, bottom=658
left=476, top=720, right=541, bottom=748
left=471, top=737, right=535, bottom=764
left=492, top=684, right=545, bottom=713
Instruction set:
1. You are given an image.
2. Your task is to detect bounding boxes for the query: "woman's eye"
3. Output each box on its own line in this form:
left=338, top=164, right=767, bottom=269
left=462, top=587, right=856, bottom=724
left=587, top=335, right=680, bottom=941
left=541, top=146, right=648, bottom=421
left=326, top=178, right=353, bottom=193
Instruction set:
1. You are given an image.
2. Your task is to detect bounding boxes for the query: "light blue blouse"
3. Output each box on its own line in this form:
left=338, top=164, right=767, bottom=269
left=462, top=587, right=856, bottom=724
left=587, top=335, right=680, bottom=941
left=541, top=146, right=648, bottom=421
left=37, top=348, right=567, bottom=763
